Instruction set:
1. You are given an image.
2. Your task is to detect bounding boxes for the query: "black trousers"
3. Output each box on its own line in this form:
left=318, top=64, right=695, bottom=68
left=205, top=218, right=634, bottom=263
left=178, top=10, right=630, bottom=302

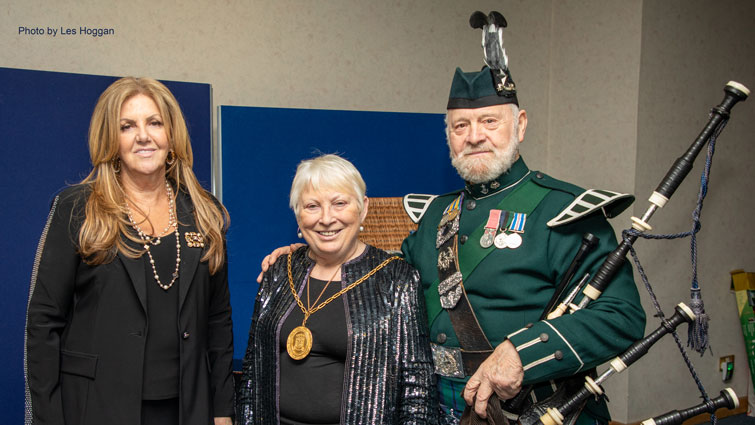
left=141, top=398, right=179, bottom=425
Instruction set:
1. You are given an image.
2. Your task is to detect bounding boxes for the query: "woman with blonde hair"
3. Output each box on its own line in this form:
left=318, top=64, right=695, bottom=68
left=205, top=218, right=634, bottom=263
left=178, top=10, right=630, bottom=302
left=25, top=77, right=234, bottom=425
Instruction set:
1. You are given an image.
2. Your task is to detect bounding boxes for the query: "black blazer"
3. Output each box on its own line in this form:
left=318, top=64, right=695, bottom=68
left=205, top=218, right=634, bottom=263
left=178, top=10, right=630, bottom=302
left=25, top=184, right=234, bottom=425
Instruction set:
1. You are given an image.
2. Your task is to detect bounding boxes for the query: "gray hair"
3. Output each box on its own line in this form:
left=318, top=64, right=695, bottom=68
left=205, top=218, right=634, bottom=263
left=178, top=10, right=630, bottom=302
left=289, top=154, right=367, bottom=214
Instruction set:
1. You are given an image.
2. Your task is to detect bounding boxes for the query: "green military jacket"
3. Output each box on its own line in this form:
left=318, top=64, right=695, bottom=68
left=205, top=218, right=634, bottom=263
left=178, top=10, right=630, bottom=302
left=401, top=158, right=646, bottom=421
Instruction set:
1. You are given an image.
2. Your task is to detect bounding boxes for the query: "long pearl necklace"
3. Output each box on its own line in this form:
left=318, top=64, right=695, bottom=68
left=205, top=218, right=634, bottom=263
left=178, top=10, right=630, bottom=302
left=126, top=181, right=181, bottom=290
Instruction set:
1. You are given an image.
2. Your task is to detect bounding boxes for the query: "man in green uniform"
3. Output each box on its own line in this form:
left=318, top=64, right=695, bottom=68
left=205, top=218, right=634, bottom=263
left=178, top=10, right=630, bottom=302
left=400, top=64, right=646, bottom=424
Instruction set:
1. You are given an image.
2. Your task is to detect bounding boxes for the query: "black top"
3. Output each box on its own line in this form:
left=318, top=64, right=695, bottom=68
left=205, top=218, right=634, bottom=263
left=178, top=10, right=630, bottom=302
left=142, top=232, right=180, bottom=400
left=26, top=184, right=236, bottom=425
left=279, top=276, right=348, bottom=425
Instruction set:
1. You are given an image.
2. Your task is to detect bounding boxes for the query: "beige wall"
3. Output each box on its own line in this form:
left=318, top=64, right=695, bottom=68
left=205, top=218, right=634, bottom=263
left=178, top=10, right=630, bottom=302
left=5, top=0, right=510, bottom=112
left=4, top=0, right=755, bottom=422
left=545, top=1, right=642, bottom=195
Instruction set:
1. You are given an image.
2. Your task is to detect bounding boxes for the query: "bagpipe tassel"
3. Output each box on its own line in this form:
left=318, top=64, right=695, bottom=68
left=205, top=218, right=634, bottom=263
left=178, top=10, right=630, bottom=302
left=687, top=287, right=709, bottom=354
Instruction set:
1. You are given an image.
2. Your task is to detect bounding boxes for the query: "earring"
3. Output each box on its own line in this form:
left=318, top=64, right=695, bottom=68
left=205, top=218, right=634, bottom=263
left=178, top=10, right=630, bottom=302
left=112, top=157, right=121, bottom=173
left=297, top=228, right=303, bottom=238
left=359, top=225, right=364, bottom=232
left=166, top=149, right=176, bottom=166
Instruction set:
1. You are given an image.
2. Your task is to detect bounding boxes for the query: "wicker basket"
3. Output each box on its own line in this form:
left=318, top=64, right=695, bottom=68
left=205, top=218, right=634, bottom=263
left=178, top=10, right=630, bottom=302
left=359, top=197, right=418, bottom=252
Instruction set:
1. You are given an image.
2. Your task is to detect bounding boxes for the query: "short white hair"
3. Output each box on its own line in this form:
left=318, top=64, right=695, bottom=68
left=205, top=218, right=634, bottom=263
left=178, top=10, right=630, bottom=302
left=289, top=154, right=367, bottom=214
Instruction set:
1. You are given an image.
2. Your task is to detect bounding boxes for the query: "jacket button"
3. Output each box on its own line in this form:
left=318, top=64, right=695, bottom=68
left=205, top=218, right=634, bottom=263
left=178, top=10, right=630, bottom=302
left=182, top=331, right=190, bottom=340
left=539, top=333, right=549, bottom=342
left=554, top=350, right=563, bottom=360
left=459, top=235, right=468, bottom=244
left=536, top=172, right=544, bottom=179
left=436, top=333, right=447, bottom=344
left=466, top=200, right=476, bottom=210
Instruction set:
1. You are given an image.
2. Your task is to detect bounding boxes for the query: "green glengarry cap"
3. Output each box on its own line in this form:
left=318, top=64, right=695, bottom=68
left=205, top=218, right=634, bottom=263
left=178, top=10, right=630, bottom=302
left=447, top=66, right=518, bottom=109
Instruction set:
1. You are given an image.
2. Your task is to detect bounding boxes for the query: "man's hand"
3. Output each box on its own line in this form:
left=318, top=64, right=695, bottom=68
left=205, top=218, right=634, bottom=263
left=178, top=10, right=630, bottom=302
left=463, top=339, right=523, bottom=418
left=214, top=417, right=232, bottom=425
left=256, top=243, right=306, bottom=283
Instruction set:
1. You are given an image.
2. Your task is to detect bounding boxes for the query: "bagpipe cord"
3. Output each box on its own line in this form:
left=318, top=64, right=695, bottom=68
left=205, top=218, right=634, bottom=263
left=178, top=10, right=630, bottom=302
left=620, top=115, right=728, bottom=424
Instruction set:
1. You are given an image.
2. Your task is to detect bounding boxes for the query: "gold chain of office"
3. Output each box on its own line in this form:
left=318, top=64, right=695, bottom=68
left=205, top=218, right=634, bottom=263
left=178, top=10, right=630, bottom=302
left=285, top=252, right=399, bottom=360
left=286, top=253, right=400, bottom=317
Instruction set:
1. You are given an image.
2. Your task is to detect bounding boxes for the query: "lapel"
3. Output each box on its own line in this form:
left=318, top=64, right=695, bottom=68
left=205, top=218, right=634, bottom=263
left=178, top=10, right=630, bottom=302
left=175, top=188, right=202, bottom=313
left=118, top=236, right=149, bottom=314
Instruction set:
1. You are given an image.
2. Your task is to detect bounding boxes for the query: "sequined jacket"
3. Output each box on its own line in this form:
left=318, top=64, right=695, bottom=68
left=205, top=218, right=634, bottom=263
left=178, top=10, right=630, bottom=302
left=237, top=244, right=438, bottom=424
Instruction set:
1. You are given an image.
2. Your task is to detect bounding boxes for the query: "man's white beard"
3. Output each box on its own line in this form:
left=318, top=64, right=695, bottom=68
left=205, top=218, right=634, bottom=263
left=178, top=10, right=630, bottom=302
left=451, top=138, right=519, bottom=184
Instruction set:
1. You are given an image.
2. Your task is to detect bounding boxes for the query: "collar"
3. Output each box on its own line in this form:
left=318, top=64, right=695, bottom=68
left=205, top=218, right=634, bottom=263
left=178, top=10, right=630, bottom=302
left=464, top=157, right=530, bottom=199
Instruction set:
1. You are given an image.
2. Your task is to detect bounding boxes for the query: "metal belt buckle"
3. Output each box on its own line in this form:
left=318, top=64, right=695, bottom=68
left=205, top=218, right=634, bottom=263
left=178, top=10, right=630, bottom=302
left=431, top=343, right=465, bottom=378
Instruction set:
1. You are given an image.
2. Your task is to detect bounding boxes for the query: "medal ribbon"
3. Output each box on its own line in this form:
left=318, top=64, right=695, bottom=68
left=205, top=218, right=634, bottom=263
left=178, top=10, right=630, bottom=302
left=485, top=209, right=502, bottom=232
left=443, top=195, right=462, bottom=216
left=480, top=209, right=502, bottom=248
left=510, top=212, right=527, bottom=233
left=498, top=210, right=511, bottom=233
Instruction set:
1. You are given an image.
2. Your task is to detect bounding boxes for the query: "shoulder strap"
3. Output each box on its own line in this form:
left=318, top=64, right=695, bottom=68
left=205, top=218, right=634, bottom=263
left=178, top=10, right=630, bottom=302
left=403, top=193, right=439, bottom=224
left=547, top=189, right=634, bottom=227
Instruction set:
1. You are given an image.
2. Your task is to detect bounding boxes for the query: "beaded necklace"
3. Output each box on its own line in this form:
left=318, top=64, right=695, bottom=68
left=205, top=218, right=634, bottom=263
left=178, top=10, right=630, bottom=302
left=126, top=180, right=181, bottom=290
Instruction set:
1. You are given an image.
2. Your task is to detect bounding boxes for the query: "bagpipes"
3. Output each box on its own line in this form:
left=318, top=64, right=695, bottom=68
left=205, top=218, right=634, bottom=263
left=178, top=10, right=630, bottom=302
left=539, top=303, right=696, bottom=425
left=533, top=81, right=750, bottom=425
left=571, top=79, right=750, bottom=312
left=467, top=11, right=750, bottom=424
left=642, top=388, right=739, bottom=425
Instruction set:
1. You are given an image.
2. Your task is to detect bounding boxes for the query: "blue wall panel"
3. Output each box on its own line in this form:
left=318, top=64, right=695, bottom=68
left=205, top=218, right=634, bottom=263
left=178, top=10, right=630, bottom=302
left=219, top=106, right=457, bottom=363
left=0, top=67, right=212, bottom=423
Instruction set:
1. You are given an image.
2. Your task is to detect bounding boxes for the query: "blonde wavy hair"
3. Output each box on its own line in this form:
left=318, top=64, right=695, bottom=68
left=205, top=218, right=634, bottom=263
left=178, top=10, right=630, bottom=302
left=79, top=77, right=229, bottom=274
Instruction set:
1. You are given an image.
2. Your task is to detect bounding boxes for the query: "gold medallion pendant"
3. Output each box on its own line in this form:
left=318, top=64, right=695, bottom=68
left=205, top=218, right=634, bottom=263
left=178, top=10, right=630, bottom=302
left=286, top=325, right=313, bottom=360
left=285, top=251, right=399, bottom=360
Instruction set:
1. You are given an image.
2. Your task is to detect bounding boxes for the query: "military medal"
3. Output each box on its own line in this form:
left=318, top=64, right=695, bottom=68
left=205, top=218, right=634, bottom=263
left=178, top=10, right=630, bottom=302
left=494, top=232, right=509, bottom=249
left=286, top=325, right=313, bottom=360
left=506, top=212, right=527, bottom=249
left=480, top=209, right=502, bottom=248
left=480, top=230, right=494, bottom=248
left=494, top=211, right=511, bottom=249
left=505, top=233, right=522, bottom=249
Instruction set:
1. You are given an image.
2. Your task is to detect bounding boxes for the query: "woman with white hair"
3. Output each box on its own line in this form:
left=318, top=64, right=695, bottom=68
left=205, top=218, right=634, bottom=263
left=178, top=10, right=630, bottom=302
left=236, top=154, right=437, bottom=424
